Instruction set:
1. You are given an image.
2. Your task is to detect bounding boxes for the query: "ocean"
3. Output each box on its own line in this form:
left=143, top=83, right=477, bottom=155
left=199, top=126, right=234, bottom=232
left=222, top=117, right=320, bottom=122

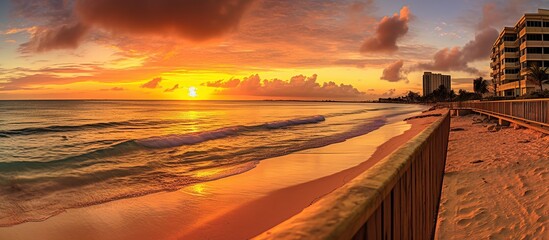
left=0, top=100, right=426, bottom=226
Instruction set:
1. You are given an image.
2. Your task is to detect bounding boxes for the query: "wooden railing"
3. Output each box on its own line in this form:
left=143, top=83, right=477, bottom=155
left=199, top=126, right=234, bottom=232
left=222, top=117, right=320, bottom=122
left=452, top=99, right=549, bottom=127
left=255, top=111, right=450, bottom=240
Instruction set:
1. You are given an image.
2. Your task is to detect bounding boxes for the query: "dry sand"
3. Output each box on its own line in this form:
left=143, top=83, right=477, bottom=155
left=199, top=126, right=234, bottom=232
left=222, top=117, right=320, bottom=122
left=435, top=114, right=549, bottom=239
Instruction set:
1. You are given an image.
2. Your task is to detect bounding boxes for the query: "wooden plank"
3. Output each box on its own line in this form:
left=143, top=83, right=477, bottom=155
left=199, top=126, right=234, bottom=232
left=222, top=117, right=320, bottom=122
left=383, top=194, right=392, bottom=239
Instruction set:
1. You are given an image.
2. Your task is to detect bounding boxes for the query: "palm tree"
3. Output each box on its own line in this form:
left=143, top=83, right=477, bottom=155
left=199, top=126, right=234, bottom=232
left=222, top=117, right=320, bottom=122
left=473, top=77, right=489, bottom=97
left=527, top=64, right=548, bottom=92
left=490, top=77, right=498, bottom=96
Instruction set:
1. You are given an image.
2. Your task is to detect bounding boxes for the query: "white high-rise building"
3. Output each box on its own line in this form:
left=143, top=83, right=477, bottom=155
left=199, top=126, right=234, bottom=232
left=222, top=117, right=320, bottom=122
left=423, top=72, right=451, bottom=96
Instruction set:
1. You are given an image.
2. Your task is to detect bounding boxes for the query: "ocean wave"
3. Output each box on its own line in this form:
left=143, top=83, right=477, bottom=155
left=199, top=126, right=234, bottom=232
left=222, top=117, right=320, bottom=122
left=0, top=119, right=184, bottom=137
left=0, top=116, right=394, bottom=227
left=261, top=115, right=325, bottom=128
left=0, top=121, right=134, bottom=136
left=136, top=126, right=243, bottom=148
left=136, top=115, right=326, bottom=148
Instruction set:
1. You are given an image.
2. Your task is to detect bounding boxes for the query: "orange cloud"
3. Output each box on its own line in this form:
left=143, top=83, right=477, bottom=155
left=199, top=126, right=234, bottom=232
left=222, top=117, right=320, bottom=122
left=380, top=60, right=406, bottom=82
left=360, top=6, right=411, bottom=53
left=164, top=84, right=179, bottom=92
left=141, top=77, right=162, bottom=89
left=204, top=74, right=365, bottom=99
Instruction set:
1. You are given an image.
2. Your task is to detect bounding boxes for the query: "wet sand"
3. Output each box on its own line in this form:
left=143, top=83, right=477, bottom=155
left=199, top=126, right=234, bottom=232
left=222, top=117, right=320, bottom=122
left=0, top=110, right=444, bottom=240
left=435, top=113, right=549, bottom=239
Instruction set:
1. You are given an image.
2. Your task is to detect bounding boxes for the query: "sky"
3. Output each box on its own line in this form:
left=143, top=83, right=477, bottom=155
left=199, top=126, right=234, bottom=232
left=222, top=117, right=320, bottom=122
left=0, top=0, right=546, bottom=100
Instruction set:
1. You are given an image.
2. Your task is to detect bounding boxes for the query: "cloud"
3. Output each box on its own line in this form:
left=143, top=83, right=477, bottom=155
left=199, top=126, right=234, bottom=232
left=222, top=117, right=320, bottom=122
left=164, top=84, right=179, bottom=92
left=360, top=6, right=411, bottom=53
left=76, top=0, right=255, bottom=41
left=381, top=88, right=396, bottom=96
left=18, top=0, right=257, bottom=52
left=141, top=77, right=162, bottom=89
left=204, top=74, right=365, bottom=99
left=202, top=79, right=241, bottom=88
left=416, top=27, right=498, bottom=74
left=20, top=23, right=90, bottom=52
left=100, top=87, right=125, bottom=91
left=380, top=60, right=406, bottom=82
left=1, top=27, right=38, bottom=35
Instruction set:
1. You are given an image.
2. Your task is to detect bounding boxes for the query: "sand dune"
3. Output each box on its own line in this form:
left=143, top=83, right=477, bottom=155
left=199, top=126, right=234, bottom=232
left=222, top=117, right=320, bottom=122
left=436, top=114, right=549, bottom=239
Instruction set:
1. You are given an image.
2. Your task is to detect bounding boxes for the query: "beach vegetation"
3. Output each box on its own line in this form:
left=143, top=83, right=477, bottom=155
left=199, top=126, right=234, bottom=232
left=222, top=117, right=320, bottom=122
left=526, top=64, right=549, bottom=92
left=473, top=77, right=489, bottom=96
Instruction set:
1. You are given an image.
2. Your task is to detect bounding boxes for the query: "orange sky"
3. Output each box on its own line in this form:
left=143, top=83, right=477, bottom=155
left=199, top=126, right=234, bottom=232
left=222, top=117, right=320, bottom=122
left=0, top=0, right=545, bottom=100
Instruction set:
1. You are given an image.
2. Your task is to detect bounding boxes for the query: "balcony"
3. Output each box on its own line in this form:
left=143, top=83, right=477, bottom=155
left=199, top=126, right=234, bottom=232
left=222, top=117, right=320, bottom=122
left=504, top=62, right=519, bottom=68
left=502, top=52, right=519, bottom=58
left=501, top=74, right=519, bottom=81
left=499, top=79, right=536, bottom=92
left=519, top=27, right=544, bottom=37
left=502, top=41, right=518, bottom=47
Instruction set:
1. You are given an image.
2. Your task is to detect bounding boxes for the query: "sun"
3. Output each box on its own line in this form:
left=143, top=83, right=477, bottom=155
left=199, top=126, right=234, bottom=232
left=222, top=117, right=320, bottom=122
left=188, top=86, right=198, bottom=98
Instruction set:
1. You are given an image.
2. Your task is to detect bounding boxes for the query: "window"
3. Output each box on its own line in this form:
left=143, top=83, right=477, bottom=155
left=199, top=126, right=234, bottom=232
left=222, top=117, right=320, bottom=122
left=544, top=48, right=549, bottom=54
left=505, top=69, right=519, bottom=74
left=526, top=34, right=542, bottom=41
left=504, top=47, right=517, bottom=52
left=503, top=35, right=516, bottom=41
left=526, top=21, right=542, bottom=27
left=505, top=58, right=519, bottom=63
left=545, top=61, right=549, bottom=67
left=526, top=47, right=543, bottom=54
left=544, top=21, right=549, bottom=28
left=544, top=34, right=549, bottom=41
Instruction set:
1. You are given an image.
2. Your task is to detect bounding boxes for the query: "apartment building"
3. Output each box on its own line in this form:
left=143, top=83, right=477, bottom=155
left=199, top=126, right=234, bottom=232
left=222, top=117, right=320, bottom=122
left=491, top=8, right=549, bottom=96
left=422, top=72, right=451, bottom=96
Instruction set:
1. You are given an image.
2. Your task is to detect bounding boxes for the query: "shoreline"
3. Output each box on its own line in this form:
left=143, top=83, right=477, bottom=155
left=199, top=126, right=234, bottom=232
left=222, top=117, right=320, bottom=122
left=0, top=109, right=443, bottom=240
left=181, top=109, right=447, bottom=239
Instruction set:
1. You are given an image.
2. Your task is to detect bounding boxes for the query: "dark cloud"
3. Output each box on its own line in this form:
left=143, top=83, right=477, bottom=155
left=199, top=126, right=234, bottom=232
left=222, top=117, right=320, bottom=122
left=360, top=6, right=411, bottom=53
left=141, top=77, right=162, bottom=89
left=20, top=23, right=89, bottom=53
left=380, top=60, right=406, bottom=82
left=164, top=84, right=179, bottom=92
left=204, top=74, right=365, bottom=99
left=17, top=0, right=257, bottom=52
left=416, top=28, right=498, bottom=74
left=75, top=0, right=256, bottom=41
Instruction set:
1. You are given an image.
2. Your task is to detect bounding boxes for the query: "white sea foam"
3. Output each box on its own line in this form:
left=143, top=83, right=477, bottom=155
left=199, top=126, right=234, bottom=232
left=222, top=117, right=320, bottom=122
left=136, top=126, right=243, bottom=148
left=263, top=115, right=325, bottom=128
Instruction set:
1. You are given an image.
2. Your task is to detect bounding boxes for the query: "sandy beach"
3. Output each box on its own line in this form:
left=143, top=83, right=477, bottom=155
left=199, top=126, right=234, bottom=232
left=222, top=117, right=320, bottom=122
left=435, top=113, right=549, bottom=239
left=0, top=109, right=445, bottom=240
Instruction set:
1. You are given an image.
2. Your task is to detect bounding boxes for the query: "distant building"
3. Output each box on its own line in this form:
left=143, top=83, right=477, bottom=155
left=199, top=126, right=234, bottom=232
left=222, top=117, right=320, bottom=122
left=423, top=72, right=451, bottom=96
left=491, top=8, right=549, bottom=97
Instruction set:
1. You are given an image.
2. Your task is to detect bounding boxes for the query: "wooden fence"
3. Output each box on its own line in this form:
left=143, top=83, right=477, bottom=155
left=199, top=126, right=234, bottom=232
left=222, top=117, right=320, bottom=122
left=255, top=111, right=450, bottom=240
left=451, top=99, right=549, bottom=129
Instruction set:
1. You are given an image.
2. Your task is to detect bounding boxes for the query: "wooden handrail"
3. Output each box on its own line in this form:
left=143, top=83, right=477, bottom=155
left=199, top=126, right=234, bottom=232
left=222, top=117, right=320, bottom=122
left=255, top=111, right=451, bottom=239
left=450, top=99, right=549, bottom=126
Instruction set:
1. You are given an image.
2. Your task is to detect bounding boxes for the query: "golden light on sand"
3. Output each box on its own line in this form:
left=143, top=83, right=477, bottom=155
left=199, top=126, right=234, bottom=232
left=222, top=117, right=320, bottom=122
left=188, top=87, right=198, bottom=98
